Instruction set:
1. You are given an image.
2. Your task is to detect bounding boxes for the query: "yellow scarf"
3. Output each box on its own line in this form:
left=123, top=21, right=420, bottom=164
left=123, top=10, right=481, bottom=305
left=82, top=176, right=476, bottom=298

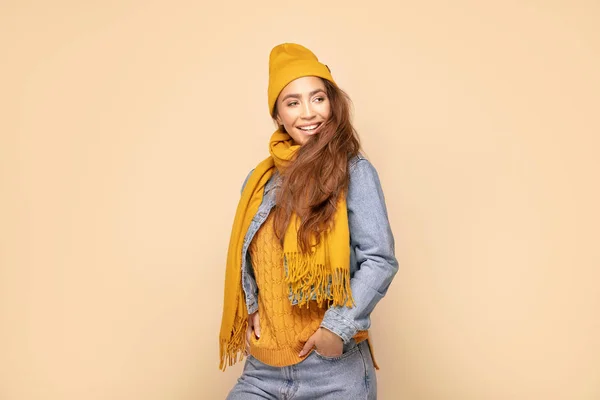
left=219, top=130, right=354, bottom=370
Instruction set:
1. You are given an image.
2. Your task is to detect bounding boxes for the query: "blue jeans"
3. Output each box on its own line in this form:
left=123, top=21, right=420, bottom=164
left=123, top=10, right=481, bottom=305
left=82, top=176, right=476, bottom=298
left=227, top=339, right=377, bottom=399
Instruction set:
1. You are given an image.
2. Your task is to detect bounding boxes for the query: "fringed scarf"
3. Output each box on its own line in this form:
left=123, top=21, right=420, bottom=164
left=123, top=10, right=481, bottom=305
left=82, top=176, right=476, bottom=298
left=218, top=129, right=354, bottom=370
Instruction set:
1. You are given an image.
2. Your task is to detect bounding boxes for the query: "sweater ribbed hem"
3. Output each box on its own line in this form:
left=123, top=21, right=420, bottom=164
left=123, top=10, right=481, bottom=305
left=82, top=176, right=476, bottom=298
left=249, top=330, right=372, bottom=368
left=249, top=341, right=306, bottom=367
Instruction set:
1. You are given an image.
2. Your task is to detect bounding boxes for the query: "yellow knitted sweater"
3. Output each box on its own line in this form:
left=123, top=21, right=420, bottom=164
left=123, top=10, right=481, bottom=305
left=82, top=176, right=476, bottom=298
left=248, top=213, right=369, bottom=367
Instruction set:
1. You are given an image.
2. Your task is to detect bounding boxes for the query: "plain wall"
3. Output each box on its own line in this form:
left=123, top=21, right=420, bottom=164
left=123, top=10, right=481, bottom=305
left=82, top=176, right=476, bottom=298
left=2, top=1, right=599, bottom=399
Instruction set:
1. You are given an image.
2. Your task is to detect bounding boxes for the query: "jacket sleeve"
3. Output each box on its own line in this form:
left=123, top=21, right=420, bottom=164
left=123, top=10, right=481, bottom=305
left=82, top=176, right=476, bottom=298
left=320, top=158, right=399, bottom=342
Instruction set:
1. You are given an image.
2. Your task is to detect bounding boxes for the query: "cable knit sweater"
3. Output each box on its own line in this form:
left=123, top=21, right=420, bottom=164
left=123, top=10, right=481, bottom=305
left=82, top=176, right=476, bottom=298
left=248, top=213, right=368, bottom=367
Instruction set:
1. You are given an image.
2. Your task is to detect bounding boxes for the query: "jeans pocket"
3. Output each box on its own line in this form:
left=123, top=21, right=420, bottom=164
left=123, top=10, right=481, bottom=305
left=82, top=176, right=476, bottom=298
left=313, top=340, right=360, bottom=362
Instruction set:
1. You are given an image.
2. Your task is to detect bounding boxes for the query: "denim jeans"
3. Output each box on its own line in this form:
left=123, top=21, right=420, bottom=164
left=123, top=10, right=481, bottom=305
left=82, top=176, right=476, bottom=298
left=226, top=339, right=377, bottom=399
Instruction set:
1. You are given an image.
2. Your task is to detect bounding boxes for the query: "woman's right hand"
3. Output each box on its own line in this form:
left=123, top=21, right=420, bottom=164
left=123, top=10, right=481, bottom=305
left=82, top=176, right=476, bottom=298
left=245, top=311, right=261, bottom=355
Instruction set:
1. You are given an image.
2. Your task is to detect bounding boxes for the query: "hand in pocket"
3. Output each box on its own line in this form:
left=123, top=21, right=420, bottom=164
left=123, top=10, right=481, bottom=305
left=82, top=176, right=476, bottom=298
left=245, top=311, right=261, bottom=355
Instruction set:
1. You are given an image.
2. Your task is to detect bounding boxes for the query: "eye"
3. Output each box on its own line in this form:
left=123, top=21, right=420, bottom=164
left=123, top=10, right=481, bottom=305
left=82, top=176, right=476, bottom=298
left=314, top=96, right=326, bottom=103
left=287, top=101, right=299, bottom=107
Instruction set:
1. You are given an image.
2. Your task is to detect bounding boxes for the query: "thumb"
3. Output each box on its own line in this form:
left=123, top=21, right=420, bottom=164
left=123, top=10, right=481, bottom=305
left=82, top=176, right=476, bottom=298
left=299, top=336, right=315, bottom=357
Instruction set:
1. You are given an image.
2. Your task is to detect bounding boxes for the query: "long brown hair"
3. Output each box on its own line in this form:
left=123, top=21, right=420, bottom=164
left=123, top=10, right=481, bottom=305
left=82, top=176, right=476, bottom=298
left=271, top=79, right=360, bottom=253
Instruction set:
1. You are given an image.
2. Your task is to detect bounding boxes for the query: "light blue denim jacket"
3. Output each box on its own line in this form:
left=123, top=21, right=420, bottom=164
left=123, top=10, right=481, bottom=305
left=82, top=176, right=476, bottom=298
left=239, top=155, right=398, bottom=343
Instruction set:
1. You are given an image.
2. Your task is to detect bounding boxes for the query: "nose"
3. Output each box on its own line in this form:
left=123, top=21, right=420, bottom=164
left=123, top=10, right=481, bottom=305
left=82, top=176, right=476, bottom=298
left=300, top=102, right=316, bottom=119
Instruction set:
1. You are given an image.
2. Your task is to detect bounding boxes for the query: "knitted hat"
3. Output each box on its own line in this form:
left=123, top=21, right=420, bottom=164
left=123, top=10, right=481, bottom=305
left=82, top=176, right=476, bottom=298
left=268, top=43, right=336, bottom=115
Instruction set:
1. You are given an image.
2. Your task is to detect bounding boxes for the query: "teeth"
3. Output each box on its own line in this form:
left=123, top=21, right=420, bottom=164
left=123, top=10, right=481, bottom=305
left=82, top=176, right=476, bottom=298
left=298, top=124, right=319, bottom=131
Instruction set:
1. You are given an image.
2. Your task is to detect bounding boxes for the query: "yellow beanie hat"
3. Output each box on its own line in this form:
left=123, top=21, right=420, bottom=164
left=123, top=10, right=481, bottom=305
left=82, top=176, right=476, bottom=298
left=268, top=43, right=336, bottom=115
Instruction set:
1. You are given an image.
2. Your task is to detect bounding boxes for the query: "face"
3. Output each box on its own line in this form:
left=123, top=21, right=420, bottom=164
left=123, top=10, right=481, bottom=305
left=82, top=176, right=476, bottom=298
left=275, top=76, right=331, bottom=146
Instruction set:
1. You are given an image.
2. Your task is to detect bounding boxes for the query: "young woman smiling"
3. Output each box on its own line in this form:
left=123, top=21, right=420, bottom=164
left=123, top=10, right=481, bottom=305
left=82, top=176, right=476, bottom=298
left=220, top=43, right=398, bottom=399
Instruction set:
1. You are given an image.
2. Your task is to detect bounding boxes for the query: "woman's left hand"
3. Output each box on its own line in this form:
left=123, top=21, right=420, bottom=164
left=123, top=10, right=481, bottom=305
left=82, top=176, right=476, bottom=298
left=299, top=327, right=343, bottom=357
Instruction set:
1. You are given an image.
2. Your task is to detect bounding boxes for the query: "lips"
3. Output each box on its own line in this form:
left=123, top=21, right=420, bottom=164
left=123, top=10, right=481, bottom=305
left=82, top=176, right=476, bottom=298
left=296, top=122, right=322, bottom=133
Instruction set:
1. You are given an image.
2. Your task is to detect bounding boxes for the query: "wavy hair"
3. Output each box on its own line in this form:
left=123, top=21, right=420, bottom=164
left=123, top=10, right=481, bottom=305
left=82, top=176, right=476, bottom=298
left=271, top=79, right=360, bottom=253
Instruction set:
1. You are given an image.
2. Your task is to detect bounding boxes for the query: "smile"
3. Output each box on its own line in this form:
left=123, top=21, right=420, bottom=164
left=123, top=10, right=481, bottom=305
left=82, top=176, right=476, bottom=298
left=297, top=122, right=322, bottom=132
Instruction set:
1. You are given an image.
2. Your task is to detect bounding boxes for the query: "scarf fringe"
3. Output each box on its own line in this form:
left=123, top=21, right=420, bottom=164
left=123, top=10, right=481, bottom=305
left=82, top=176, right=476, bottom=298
left=284, top=251, right=354, bottom=308
left=219, top=315, right=248, bottom=371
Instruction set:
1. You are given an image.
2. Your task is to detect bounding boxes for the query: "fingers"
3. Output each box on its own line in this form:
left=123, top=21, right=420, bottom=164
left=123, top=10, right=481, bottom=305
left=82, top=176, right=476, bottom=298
left=299, top=336, right=315, bottom=357
left=245, top=312, right=260, bottom=357
left=248, top=312, right=260, bottom=339
left=251, top=313, right=261, bottom=339
left=246, top=324, right=252, bottom=344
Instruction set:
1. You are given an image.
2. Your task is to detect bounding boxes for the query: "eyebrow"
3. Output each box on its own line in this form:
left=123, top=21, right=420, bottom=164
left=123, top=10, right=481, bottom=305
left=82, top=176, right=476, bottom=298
left=280, top=89, right=326, bottom=102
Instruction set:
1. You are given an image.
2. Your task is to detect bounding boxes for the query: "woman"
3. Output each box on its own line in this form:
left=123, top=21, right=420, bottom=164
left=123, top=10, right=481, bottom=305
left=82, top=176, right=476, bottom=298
left=220, top=43, right=398, bottom=399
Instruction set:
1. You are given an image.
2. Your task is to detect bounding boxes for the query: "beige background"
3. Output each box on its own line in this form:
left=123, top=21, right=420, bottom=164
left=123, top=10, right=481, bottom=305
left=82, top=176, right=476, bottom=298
left=2, top=1, right=599, bottom=399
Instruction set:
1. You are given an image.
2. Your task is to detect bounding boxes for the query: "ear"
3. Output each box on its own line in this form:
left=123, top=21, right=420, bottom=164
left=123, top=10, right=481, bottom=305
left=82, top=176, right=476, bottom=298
left=275, top=114, right=282, bottom=125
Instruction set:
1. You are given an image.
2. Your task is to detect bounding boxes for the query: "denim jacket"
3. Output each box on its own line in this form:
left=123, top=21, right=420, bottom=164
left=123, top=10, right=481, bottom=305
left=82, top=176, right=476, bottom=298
left=239, top=155, right=398, bottom=343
